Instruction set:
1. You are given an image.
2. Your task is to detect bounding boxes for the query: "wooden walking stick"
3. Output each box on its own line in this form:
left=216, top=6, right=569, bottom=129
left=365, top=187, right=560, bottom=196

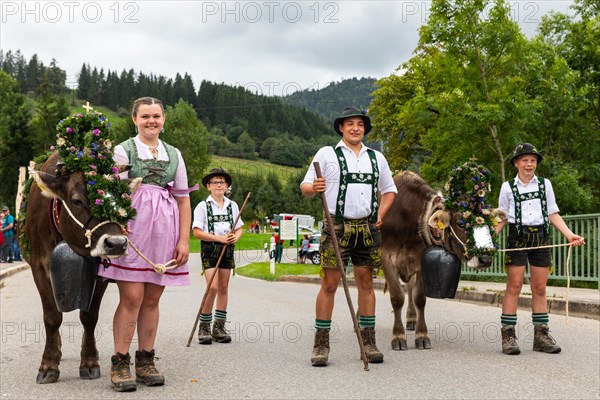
left=186, top=192, right=251, bottom=347
left=313, top=162, right=369, bottom=371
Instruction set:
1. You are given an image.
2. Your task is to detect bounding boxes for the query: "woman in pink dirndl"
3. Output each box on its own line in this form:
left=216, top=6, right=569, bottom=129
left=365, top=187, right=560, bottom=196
left=98, top=97, right=194, bottom=392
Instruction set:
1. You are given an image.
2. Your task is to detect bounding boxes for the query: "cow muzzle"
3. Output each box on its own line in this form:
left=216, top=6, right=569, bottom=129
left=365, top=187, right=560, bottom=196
left=467, top=254, right=493, bottom=269
left=90, top=234, right=129, bottom=258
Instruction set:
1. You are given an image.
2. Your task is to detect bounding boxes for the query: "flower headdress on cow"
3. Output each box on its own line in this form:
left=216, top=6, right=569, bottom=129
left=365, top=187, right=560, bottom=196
left=443, top=161, right=500, bottom=259
left=52, top=112, right=136, bottom=225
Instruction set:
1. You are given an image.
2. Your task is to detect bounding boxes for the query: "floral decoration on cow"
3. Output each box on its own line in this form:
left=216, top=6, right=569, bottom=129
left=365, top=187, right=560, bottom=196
left=53, top=112, right=136, bottom=225
left=443, top=161, right=499, bottom=258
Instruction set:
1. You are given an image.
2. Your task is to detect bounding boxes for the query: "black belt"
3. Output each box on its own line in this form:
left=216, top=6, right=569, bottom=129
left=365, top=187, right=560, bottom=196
left=508, top=224, right=545, bottom=233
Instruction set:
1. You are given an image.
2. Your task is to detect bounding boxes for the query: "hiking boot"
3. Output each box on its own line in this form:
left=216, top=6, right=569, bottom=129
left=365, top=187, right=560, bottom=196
left=110, top=352, right=136, bottom=392
left=311, top=328, right=330, bottom=367
left=198, top=322, right=212, bottom=345
left=533, top=324, right=561, bottom=354
left=361, top=327, right=384, bottom=363
left=501, top=325, right=521, bottom=355
left=135, top=349, right=165, bottom=386
left=212, top=319, right=232, bottom=343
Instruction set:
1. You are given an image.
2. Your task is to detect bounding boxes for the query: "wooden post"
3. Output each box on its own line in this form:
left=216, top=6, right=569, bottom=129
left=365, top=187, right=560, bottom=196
left=15, top=166, right=26, bottom=216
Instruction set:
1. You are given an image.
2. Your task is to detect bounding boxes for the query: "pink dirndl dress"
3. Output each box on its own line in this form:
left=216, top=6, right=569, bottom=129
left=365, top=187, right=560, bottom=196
left=97, top=138, right=191, bottom=286
left=98, top=184, right=189, bottom=286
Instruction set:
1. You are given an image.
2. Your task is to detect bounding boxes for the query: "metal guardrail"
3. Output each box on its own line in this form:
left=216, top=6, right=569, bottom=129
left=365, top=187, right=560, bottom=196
left=461, top=213, right=600, bottom=287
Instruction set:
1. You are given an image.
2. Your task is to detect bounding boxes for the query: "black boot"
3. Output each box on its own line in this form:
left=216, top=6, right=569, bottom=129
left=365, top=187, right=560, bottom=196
left=533, top=324, right=561, bottom=353
left=198, top=321, right=212, bottom=345
left=361, top=327, right=384, bottom=363
left=501, top=325, right=521, bottom=355
left=135, top=349, right=165, bottom=386
left=311, top=329, right=330, bottom=367
left=212, top=319, right=232, bottom=343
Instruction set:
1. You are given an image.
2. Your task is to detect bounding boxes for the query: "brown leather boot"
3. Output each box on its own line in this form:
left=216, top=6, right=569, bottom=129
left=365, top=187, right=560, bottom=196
left=135, top=349, right=165, bottom=386
left=501, top=325, right=521, bottom=355
left=361, top=327, right=384, bottom=363
left=311, top=328, right=330, bottom=367
left=198, top=321, right=212, bottom=345
left=110, top=352, right=136, bottom=392
left=533, top=324, right=561, bottom=353
left=212, top=319, right=232, bottom=343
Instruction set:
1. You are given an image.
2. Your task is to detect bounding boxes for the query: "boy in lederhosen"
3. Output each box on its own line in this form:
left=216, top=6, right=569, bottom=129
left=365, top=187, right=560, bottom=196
left=192, top=168, right=243, bottom=345
left=495, top=143, right=585, bottom=355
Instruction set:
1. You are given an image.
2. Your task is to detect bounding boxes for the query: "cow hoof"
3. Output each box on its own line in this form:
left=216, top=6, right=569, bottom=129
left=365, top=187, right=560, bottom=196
left=391, top=339, right=408, bottom=351
left=36, top=370, right=60, bottom=384
left=80, top=366, right=101, bottom=380
left=415, top=338, right=432, bottom=350
left=406, top=322, right=416, bottom=331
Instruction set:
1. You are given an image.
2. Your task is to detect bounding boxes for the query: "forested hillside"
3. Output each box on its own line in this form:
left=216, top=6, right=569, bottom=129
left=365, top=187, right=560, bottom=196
left=283, top=77, right=377, bottom=120
left=0, top=50, right=332, bottom=221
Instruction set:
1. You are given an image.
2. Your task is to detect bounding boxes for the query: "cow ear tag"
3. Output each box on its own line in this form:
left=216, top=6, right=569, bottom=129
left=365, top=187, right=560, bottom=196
left=437, top=221, right=445, bottom=230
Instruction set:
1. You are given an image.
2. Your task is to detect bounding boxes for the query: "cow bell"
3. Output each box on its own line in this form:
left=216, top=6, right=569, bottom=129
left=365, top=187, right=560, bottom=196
left=50, top=241, right=99, bottom=312
left=421, top=246, right=461, bottom=299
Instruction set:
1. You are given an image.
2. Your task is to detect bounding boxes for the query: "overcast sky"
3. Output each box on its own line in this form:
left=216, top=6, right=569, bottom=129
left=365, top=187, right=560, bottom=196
left=1, top=1, right=574, bottom=96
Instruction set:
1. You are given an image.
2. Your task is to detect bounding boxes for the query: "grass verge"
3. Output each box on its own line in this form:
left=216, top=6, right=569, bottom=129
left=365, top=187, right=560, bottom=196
left=236, top=262, right=320, bottom=281
left=190, top=233, right=296, bottom=253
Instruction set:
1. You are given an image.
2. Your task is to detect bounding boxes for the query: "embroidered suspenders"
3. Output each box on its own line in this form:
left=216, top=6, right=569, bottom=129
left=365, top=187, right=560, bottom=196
left=206, top=201, right=233, bottom=234
left=333, top=146, right=380, bottom=223
left=509, top=177, right=550, bottom=236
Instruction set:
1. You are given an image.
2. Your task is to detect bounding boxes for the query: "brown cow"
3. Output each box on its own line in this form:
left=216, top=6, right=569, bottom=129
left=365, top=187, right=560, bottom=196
left=381, top=171, right=503, bottom=351
left=24, top=152, right=140, bottom=383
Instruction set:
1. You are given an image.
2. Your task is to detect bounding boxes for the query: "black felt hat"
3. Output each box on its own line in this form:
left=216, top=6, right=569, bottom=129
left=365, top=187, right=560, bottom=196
left=509, top=143, right=544, bottom=166
left=333, top=107, right=372, bottom=136
left=202, top=168, right=232, bottom=187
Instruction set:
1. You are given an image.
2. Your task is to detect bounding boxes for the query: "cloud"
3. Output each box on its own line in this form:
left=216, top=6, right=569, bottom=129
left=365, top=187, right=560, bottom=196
left=0, top=0, right=574, bottom=93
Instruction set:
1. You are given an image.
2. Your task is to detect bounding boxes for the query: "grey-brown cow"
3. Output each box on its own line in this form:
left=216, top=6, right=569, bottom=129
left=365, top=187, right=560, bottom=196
left=23, top=152, right=140, bottom=383
left=381, top=171, right=502, bottom=351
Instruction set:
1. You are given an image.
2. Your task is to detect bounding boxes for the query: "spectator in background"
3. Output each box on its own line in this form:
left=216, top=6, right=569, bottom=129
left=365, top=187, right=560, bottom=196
left=0, top=209, right=5, bottom=261
left=12, top=213, right=21, bottom=262
left=300, top=234, right=310, bottom=264
left=274, top=230, right=284, bottom=263
left=1, top=206, right=15, bottom=263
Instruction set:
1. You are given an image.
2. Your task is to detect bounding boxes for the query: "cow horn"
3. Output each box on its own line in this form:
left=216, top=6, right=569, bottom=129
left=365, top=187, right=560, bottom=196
left=428, top=209, right=450, bottom=230
left=491, top=209, right=507, bottom=224
left=55, top=162, right=68, bottom=178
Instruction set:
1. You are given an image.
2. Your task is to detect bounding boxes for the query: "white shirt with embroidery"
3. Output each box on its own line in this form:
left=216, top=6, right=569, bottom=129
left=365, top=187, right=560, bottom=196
left=301, top=140, right=397, bottom=219
left=192, top=195, right=243, bottom=236
left=498, top=175, right=559, bottom=225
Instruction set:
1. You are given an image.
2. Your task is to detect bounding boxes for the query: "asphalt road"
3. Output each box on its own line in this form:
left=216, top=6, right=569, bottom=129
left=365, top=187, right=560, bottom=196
left=1, top=253, right=599, bottom=399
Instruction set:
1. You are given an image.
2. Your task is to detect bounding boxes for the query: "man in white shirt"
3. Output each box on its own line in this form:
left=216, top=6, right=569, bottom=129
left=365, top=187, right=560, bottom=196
left=301, top=107, right=397, bottom=367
